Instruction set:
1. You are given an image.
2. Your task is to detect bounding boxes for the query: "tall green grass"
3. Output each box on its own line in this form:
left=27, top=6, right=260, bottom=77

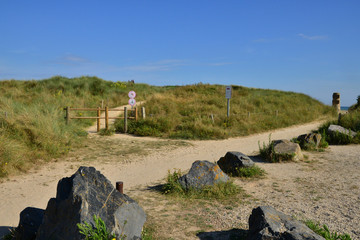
left=115, top=84, right=335, bottom=139
left=0, top=76, right=162, bottom=177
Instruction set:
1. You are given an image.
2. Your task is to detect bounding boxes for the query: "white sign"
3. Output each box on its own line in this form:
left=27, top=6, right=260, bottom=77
left=128, top=91, right=136, bottom=99
left=128, top=98, right=136, bottom=106
left=225, top=86, right=232, bottom=99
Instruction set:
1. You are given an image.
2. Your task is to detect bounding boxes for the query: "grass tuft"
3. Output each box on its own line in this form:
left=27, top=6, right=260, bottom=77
left=162, top=169, right=242, bottom=200
left=233, top=165, right=266, bottom=178
left=305, top=220, right=352, bottom=240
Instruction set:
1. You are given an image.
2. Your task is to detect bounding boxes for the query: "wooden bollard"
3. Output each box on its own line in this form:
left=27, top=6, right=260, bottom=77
left=332, top=93, right=340, bottom=113
left=105, top=106, right=109, bottom=130
left=97, top=107, right=101, bottom=132
left=124, top=107, right=128, bottom=133
left=116, top=181, right=124, bottom=194
left=141, top=107, right=146, bottom=119
left=65, top=107, right=70, bottom=125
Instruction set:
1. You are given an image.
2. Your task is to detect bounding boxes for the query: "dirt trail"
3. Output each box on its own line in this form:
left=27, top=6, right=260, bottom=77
left=0, top=117, right=323, bottom=230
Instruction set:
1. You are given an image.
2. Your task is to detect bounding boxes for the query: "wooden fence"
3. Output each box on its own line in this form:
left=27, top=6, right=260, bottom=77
left=64, top=106, right=143, bottom=133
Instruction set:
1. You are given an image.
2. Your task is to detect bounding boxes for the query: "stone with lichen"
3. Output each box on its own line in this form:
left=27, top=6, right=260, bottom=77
left=178, top=160, right=229, bottom=190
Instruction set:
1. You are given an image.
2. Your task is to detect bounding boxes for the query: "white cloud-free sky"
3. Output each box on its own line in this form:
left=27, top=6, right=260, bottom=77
left=1, top=0, right=359, bottom=106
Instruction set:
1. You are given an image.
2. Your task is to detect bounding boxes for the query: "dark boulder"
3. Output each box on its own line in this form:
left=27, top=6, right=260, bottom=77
left=217, top=151, right=254, bottom=176
left=14, top=207, right=44, bottom=240
left=248, top=206, right=325, bottom=240
left=328, top=124, right=357, bottom=138
left=297, top=133, right=322, bottom=148
left=178, top=160, right=229, bottom=190
left=273, top=140, right=303, bottom=161
left=35, top=166, right=146, bottom=240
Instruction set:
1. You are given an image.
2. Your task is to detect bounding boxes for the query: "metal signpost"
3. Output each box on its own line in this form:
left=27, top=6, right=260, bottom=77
left=226, top=86, right=232, bottom=117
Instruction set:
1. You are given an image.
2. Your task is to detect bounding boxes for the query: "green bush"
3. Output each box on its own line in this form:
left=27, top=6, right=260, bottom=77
left=305, top=220, right=352, bottom=240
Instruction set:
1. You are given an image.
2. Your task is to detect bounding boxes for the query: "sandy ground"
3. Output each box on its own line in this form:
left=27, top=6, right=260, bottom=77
left=0, top=107, right=359, bottom=239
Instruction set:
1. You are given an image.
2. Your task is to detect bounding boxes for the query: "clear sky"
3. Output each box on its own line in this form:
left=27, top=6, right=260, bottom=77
left=1, top=1, right=359, bottom=106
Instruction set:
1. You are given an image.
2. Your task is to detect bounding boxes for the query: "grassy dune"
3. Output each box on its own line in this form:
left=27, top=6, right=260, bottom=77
left=0, top=76, right=162, bottom=177
left=115, top=84, right=335, bottom=139
left=0, top=77, right=335, bottom=177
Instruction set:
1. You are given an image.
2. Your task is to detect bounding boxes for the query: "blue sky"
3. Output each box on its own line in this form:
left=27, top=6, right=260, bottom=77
left=1, top=1, right=359, bottom=106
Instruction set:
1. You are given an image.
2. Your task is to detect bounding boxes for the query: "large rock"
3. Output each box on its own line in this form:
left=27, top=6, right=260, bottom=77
left=14, top=207, right=44, bottom=240
left=217, top=151, right=254, bottom=176
left=273, top=140, right=303, bottom=161
left=328, top=124, right=357, bottom=138
left=35, top=166, right=146, bottom=240
left=248, top=206, right=325, bottom=240
left=178, top=160, right=230, bottom=190
left=297, top=133, right=322, bottom=148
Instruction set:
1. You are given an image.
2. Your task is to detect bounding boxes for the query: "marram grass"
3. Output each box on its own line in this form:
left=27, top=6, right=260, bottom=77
left=116, top=83, right=335, bottom=139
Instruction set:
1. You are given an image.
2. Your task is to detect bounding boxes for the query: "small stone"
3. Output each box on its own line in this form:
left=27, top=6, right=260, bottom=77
left=217, top=152, right=254, bottom=176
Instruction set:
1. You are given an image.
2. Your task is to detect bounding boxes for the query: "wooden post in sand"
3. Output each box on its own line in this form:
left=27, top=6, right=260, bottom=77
left=332, top=93, right=340, bottom=113
left=65, top=107, right=70, bottom=125
left=141, top=107, right=146, bottom=119
left=105, top=106, right=109, bottom=130
left=124, top=107, right=128, bottom=133
left=97, top=107, right=101, bottom=132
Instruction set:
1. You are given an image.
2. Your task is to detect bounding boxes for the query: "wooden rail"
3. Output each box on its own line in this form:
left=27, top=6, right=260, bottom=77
left=64, top=106, right=141, bottom=133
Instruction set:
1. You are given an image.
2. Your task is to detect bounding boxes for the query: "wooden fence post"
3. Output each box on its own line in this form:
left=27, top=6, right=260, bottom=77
left=97, top=107, right=101, bottom=132
left=124, top=107, right=128, bottom=133
left=275, top=110, right=278, bottom=117
left=248, top=112, right=251, bottom=118
left=135, top=107, right=138, bottom=121
left=65, top=107, right=70, bottom=124
left=141, top=107, right=146, bottom=119
left=105, top=106, right=109, bottom=130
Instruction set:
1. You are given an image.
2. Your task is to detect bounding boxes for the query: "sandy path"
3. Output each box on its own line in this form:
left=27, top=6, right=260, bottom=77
left=0, top=118, right=323, bottom=232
